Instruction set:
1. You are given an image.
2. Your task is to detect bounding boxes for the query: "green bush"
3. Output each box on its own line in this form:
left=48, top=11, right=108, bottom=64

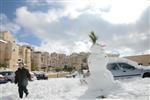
left=0, top=63, right=8, bottom=69
left=63, top=65, right=74, bottom=72
left=31, top=65, right=38, bottom=71
left=54, top=67, right=64, bottom=72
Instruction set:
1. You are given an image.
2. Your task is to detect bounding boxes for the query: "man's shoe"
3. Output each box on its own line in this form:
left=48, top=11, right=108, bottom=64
left=26, top=92, right=29, bottom=97
left=20, top=96, right=23, bottom=99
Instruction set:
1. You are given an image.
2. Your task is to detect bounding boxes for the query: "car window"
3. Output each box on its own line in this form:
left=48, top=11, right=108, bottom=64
left=118, top=63, right=136, bottom=70
left=0, top=72, right=7, bottom=76
left=0, top=71, right=13, bottom=76
left=7, top=72, right=11, bottom=75
left=107, top=63, right=119, bottom=70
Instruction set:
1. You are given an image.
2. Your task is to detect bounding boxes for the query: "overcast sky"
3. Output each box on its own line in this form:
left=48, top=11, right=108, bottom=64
left=1, top=0, right=150, bottom=56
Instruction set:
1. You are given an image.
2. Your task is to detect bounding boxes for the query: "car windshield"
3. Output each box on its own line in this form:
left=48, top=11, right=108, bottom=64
left=118, top=63, right=136, bottom=70
left=107, top=63, right=119, bottom=70
left=0, top=71, right=13, bottom=76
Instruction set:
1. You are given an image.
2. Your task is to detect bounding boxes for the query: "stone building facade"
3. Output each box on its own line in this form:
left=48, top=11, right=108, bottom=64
left=67, top=52, right=89, bottom=70
left=19, top=45, right=32, bottom=70
left=32, top=51, right=42, bottom=70
left=0, top=31, right=31, bottom=71
left=0, top=40, right=7, bottom=64
left=31, top=52, right=89, bottom=71
left=0, top=31, right=20, bottom=71
left=49, top=53, right=67, bottom=67
left=31, top=52, right=68, bottom=71
left=40, top=52, right=50, bottom=71
left=124, top=54, right=150, bottom=66
left=0, top=31, right=15, bottom=43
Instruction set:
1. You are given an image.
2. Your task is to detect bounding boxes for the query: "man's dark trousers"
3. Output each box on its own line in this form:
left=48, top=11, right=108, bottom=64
left=18, top=85, right=28, bottom=98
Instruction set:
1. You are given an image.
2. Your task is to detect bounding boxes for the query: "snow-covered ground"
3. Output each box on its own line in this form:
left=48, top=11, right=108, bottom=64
left=0, top=77, right=150, bottom=100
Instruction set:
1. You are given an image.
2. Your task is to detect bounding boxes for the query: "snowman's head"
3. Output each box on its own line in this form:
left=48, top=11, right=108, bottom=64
left=90, top=43, right=103, bottom=54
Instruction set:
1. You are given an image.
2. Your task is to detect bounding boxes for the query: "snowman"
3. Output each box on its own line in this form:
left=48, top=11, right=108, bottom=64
left=82, top=32, right=119, bottom=99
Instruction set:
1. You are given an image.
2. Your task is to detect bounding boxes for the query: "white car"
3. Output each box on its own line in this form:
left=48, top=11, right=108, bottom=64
left=107, top=62, right=150, bottom=79
left=65, top=71, right=79, bottom=78
left=33, top=71, right=48, bottom=80
left=30, top=72, right=37, bottom=81
left=0, top=74, right=8, bottom=84
left=0, top=71, right=15, bottom=82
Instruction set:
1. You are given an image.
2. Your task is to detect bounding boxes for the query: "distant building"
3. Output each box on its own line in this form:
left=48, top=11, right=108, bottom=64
left=67, top=52, right=89, bottom=70
left=0, top=31, right=19, bottom=71
left=0, top=31, right=16, bottom=43
left=124, top=54, right=150, bottom=66
left=41, top=52, right=50, bottom=71
left=32, top=51, right=42, bottom=70
left=49, top=53, right=68, bottom=67
left=0, top=31, right=32, bottom=71
left=0, top=40, right=7, bottom=65
left=19, top=45, right=33, bottom=70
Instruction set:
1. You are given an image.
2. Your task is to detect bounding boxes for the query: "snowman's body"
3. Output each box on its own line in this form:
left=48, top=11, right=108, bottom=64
left=83, top=44, right=118, bottom=98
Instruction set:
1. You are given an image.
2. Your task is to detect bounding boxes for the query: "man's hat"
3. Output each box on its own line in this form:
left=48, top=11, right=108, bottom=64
left=17, top=59, right=24, bottom=65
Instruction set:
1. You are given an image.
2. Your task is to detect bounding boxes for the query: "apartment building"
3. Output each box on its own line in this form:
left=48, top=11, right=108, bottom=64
left=0, top=31, right=19, bottom=71
left=19, top=45, right=33, bottom=70
left=0, top=31, right=31, bottom=71
left=32, top=51, right=42, bottom=70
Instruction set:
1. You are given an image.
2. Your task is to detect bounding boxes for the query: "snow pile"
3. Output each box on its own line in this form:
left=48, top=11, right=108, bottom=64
left=81, top=44, right=119, bottom=99
left=0, top=78, right=87, bottom=100
left=108, top=77, right=150, bottom=100
left=0, top=77, right=149, bottom=100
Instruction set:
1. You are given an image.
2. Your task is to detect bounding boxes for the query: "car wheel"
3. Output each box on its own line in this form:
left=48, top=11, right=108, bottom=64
left=142, top=72, right=150, bottom=78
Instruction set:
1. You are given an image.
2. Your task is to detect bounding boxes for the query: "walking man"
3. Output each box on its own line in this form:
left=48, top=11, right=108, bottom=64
left=15, top=59, right=31, bottom=99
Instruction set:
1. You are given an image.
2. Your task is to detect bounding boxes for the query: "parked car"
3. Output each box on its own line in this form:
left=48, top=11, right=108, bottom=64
left=33, top=71, right=48, bottom=80
left=30, top=72, right=37, bottom=81
left=106, top=62, right=150, bottom=79
left=0, top=71, right=15, bottom=82
left=0, top=74, right=8, bottom=84
left=65, top=71, right=79, bottom=78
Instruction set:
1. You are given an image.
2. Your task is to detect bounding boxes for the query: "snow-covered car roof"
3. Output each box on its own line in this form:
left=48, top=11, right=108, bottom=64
left=108, top=57, right=141, bottom=68
left=0, top=74, right=4, bottom=77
